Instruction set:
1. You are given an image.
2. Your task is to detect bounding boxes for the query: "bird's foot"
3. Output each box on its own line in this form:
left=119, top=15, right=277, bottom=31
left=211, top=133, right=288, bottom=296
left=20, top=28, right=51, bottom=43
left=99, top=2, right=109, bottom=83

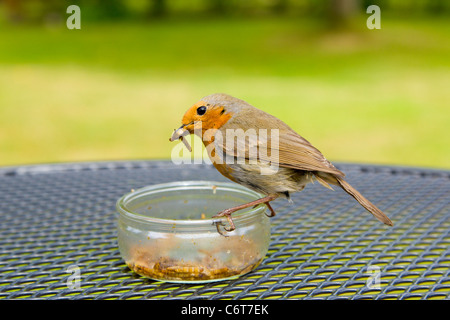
left=253, top=202, right=276, bottom=217
left=264, top=202, right=276, bottom=218
left=211, top=195, right=278, bottom=236
left=212, top=209, right=236, bottom=237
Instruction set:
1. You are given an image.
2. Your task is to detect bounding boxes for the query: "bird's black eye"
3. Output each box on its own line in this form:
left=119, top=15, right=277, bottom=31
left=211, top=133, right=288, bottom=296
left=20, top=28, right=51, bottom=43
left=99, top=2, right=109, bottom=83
left=197, top=106, right=207, bottom=116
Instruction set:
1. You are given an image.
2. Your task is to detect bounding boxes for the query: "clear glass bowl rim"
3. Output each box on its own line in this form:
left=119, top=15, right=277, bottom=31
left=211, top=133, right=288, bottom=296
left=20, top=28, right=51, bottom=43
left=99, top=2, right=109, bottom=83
left=116, top=180, right=267, bottom=227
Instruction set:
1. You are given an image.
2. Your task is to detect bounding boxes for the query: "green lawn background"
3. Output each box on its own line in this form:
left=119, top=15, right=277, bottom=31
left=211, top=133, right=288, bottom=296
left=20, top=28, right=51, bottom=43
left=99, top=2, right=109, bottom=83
left=0, top=16, right=449, bottom=168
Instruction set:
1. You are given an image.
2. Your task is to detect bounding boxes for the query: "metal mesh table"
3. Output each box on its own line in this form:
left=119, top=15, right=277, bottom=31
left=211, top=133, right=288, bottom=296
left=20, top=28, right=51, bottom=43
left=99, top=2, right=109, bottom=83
left=0, top=160, right=448, bottom=300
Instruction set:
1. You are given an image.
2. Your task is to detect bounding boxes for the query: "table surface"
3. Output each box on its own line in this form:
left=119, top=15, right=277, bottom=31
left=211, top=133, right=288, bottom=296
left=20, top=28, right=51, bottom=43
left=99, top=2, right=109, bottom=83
left=0, top=160, right=448, bottom=300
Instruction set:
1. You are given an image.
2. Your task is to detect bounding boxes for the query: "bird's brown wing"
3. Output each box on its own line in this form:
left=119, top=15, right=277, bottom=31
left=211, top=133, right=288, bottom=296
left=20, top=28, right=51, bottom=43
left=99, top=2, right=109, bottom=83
left=214, top=127, right=345, bottom=178
left=275, top=130, right=345, bottom=177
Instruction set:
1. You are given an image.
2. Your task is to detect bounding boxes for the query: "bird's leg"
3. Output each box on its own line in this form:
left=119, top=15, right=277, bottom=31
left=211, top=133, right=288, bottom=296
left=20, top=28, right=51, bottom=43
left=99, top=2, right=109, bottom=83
left=213, top=194, right=278, bottom=235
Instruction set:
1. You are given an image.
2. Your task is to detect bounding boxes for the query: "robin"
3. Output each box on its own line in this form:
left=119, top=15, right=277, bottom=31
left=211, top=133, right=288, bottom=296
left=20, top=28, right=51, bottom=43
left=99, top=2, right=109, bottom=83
left=170, top=93, right=393, bottom=235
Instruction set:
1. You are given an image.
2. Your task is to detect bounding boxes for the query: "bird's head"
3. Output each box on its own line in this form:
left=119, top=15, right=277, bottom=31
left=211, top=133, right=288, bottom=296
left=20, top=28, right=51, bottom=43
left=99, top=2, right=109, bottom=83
left=170, top=93, right=244, bottom=143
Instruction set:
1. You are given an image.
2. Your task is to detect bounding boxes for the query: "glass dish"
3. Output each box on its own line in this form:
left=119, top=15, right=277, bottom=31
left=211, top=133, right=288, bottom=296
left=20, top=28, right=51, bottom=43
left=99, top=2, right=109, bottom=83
left=116, top=180, right=271, bottom=283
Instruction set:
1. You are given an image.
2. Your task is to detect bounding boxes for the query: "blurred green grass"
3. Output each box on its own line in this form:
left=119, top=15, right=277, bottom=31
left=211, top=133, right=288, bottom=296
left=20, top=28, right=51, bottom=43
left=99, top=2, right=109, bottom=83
left=0, top=16, right=449, bottom=168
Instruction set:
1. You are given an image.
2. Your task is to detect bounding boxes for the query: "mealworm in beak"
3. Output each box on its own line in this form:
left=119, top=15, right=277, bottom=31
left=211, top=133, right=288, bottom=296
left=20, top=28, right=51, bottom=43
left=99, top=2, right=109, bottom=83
left=170, top=127, right=192, bottom=152
left=180, top=136, right=192, bottom=152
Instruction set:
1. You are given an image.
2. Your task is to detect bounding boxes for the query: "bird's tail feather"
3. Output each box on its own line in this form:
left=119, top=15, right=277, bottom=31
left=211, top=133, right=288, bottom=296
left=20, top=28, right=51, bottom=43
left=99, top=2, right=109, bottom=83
left=315, top=171, right=394, bottom=226
left=335, top=177, right=393, bottom=226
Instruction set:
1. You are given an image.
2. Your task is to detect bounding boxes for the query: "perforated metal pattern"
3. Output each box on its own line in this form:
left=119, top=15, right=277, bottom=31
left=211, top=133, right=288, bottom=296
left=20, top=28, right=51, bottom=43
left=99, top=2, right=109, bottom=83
left=0, top=161, right=448, bottom=300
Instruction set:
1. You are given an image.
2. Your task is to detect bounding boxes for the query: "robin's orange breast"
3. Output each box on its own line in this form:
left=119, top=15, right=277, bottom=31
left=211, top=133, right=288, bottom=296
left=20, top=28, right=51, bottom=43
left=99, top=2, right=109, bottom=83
left=202, top=138, right=237, bottom=183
